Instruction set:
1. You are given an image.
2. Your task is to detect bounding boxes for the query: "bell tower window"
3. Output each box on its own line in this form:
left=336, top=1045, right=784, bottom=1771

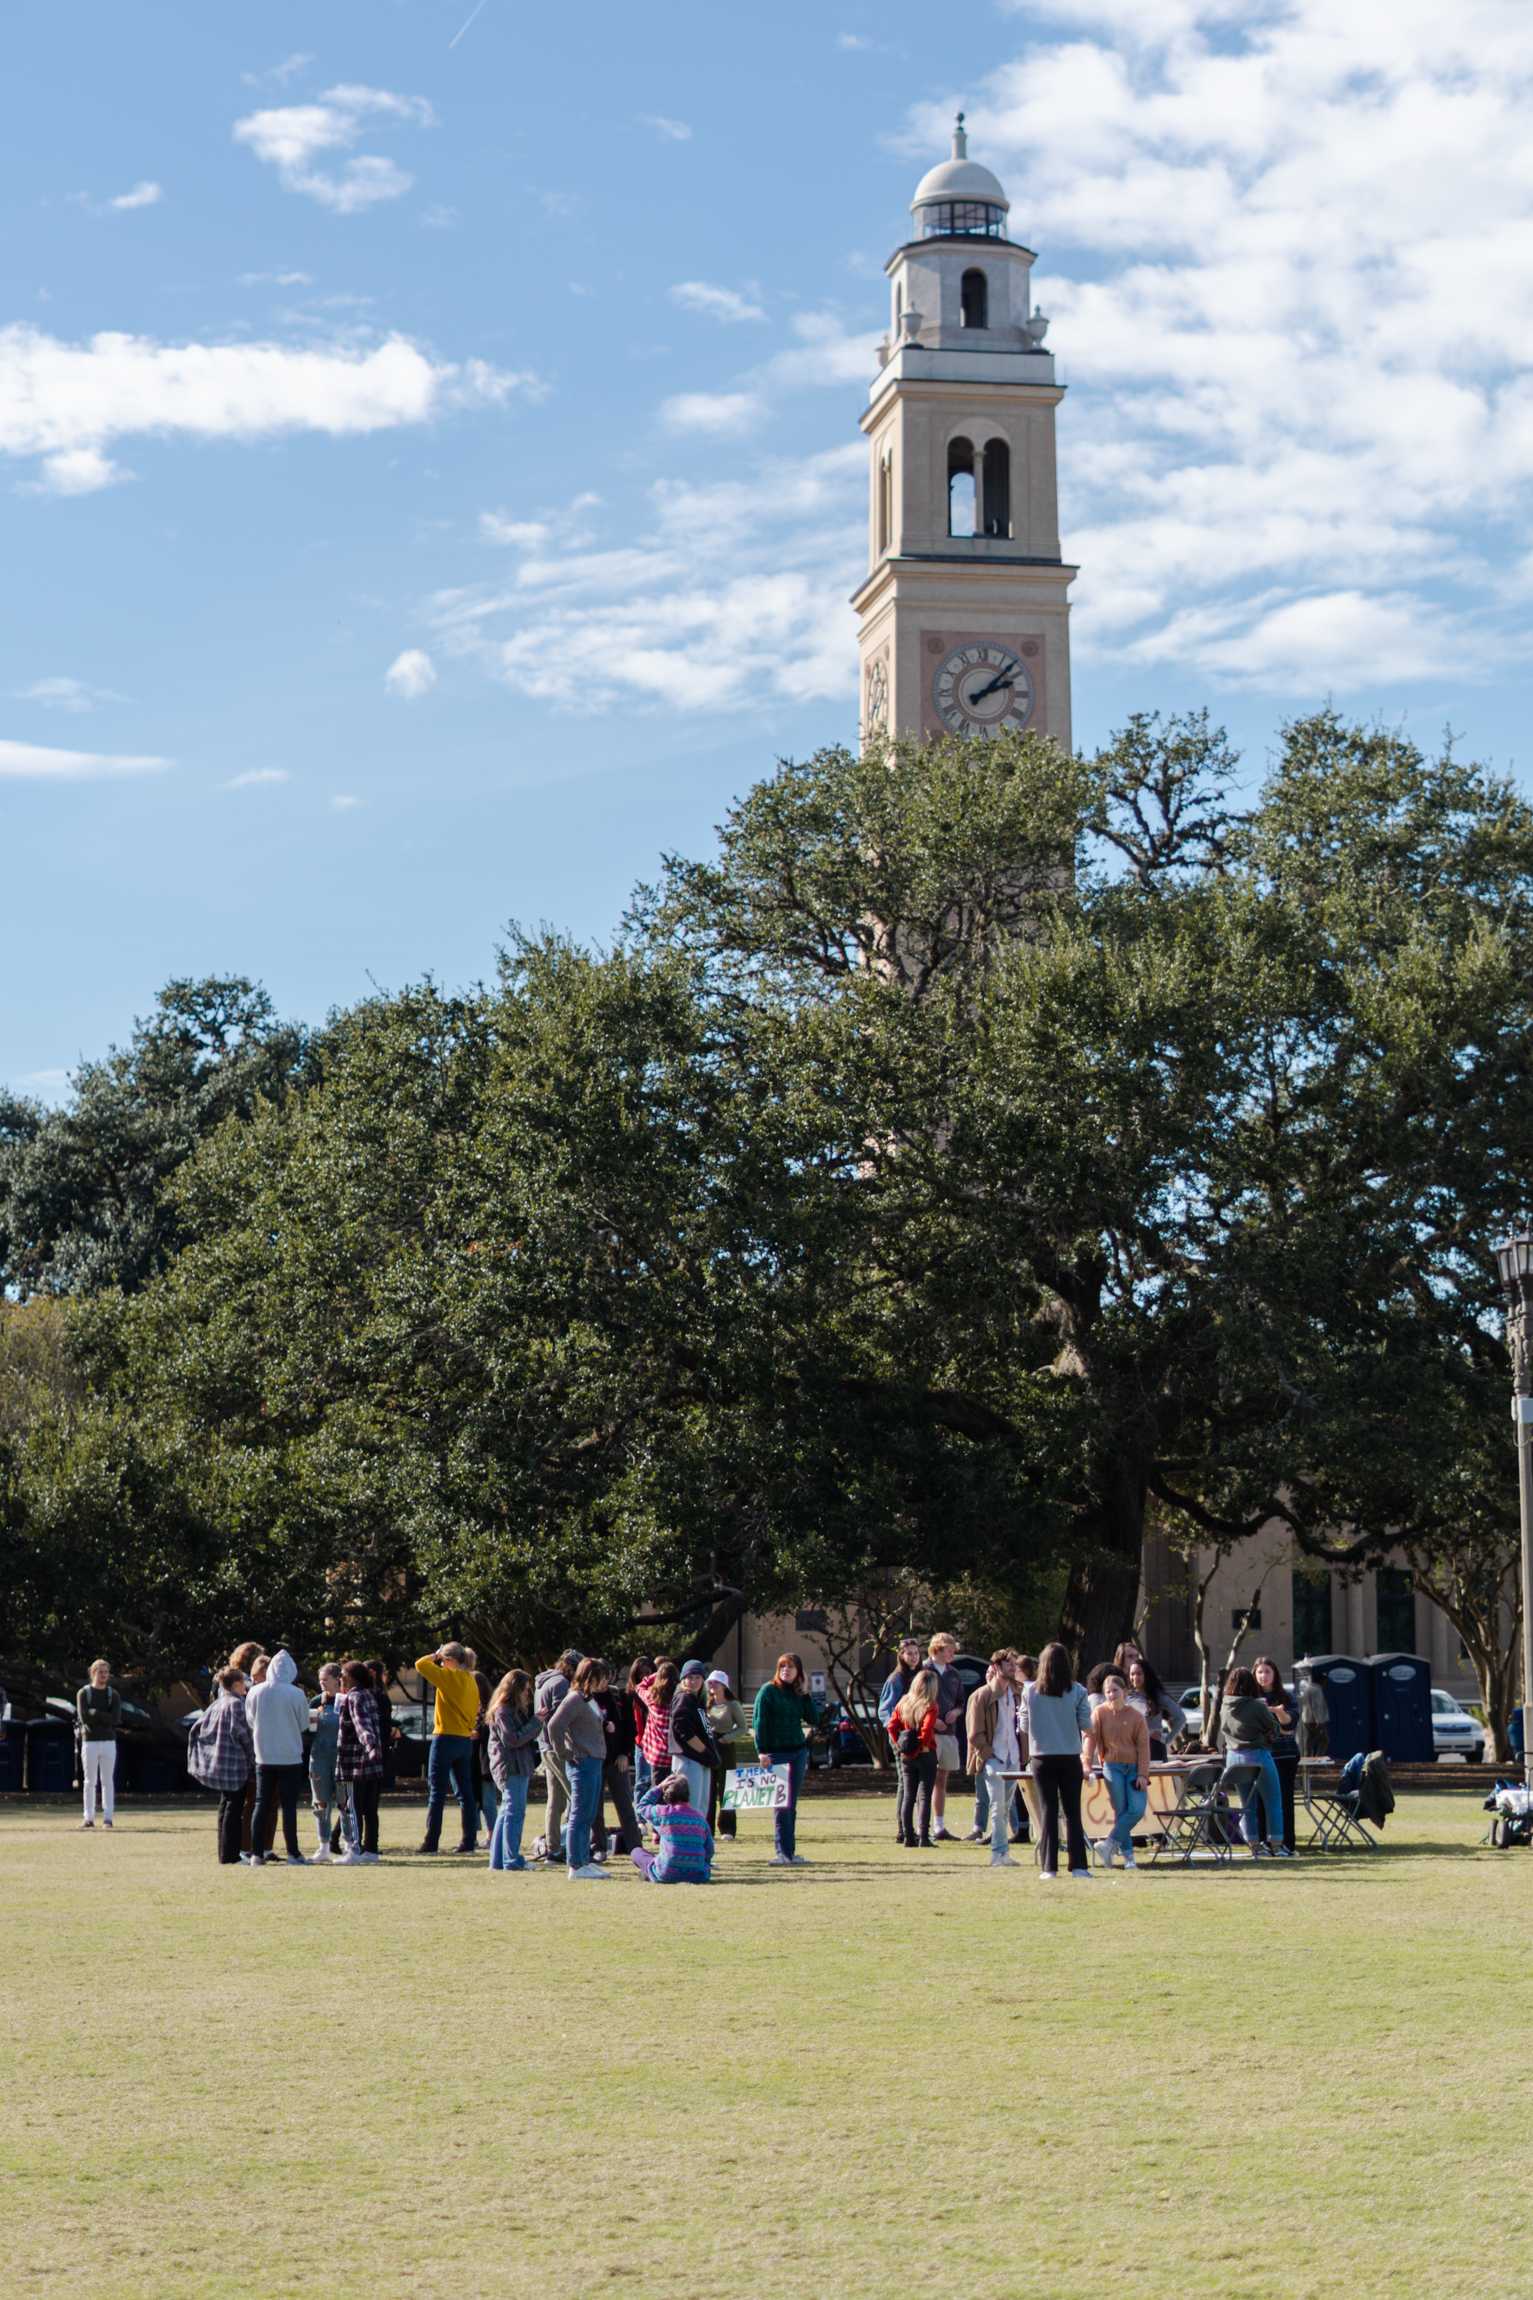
left=982, top=438, right=1011, bottom=538
left=960, top=269, right=988, bottom=329
left=947, top=436, right=976, bottom=537
left=877, top=450, right=892, bottom=556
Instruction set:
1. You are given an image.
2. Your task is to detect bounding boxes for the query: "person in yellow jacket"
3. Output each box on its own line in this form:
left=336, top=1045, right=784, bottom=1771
left=414, top=1643, right=483, bottom=1855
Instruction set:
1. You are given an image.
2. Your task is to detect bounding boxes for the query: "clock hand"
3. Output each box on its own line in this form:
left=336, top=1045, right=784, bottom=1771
left=969, top=666, right=1016, bottom=703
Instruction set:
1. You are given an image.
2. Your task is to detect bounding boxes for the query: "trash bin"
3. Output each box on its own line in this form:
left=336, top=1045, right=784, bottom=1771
left=1368, top=1652, right=1434, bottom=1763
left=24, top=1717, right=77, bottom=1794
left=1298, top=1655, right=1373, bottom=1764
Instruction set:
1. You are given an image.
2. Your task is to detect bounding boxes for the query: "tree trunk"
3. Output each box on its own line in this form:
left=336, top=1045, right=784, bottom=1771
left=1060, top=1496, right=1144, bottom=1666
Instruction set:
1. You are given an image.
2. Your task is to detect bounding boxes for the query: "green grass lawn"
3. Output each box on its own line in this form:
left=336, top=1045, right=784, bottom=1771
left=4, top=1788, right=1525, bottom=2299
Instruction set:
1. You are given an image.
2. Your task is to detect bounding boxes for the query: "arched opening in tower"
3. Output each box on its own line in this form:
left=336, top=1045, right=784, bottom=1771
left=947, top=436, right=976, bottom=537
left=982, top=438, right=1011, bottom=538
left=960, top=268, right=988, bottom=329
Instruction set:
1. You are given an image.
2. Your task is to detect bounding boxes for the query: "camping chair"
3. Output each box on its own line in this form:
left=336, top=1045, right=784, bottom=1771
left=1299, top=1760, right=1377, bottom=1851
left=1148, top=1760, right=1236, bottom=1866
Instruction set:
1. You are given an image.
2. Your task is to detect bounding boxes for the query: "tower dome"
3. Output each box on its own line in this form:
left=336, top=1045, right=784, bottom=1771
left=910, top=114, right=1009, bottom=239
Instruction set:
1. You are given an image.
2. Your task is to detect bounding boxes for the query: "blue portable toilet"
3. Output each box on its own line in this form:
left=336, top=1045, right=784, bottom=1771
left=1368, top=1653, right=1433, bottom=1763
left=0, top=1709, right=22, bottom=1793
left=1298, top=1655, right=1373, bottom=1764
left=24, top=1716, right=76, bottom=1793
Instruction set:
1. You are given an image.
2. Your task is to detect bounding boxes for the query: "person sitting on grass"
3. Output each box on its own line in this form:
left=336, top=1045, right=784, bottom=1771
left=632, top=1772, right=715, bottom=1884
left=889, top=1667, right=941, bottom=1849
left=1083, top=1671, right=1151, bottom=1870
left=1215, top=1666, right=1292, bottom=1860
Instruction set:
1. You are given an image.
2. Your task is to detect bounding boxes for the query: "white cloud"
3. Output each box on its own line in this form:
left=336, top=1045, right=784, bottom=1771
left=29, top=446, right=127, bottom=496
left=16, top=676, right=122, bottom=713
left=108, top=181, right=163, bottom=212
left=659, top=390, right=760, bottom=435
left=240, top=269, right=313, bottom=287
left=0, top=738, right=167, bottom=781
left=242, top=52, right=314, bottom=89
left=670, top=281, right=766, bottom=325
left=894, top=0, right=1533, bottom=689
left=331, top=793, right=363, bottom=810
left=234, top=85, right=435, bottom=213
left=0, top=326, right=537, bottom=489
left=639, top=114, right=692, bottom=142
left=384, top=647, right=437, bottom=699
left=480, top=513, right=550, bottom=547
left=226, top=767, right=291, bottom=788
left=428, top=444, right=865, bottom=715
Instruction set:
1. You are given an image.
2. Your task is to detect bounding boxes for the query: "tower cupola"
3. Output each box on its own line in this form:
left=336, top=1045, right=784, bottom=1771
left=910, top=114, right=1010, bottom=240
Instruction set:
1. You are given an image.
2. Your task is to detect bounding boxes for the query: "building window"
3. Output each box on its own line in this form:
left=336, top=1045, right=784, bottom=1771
left=1292, top=1568, right=1332, bottom=1658
left=960, top=268, right=988, bottom=328
left=922, top=201, right=1005, bottom=239
left=795, top=1607, right=827, bottom=1633
left=982, top=437, right=1010, bottom=536
left=1375, top=1566, right=1416, bottom=1654
left=947, top=436, right=976, bottom=536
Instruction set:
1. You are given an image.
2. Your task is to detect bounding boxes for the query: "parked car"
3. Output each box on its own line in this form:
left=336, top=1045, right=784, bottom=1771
left=1429, top=1688, right=1484, bottom=1763
left=816, top=1700, right=877, bottom=1769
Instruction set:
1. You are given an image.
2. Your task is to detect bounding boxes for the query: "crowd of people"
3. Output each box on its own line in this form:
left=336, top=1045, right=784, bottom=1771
left=879, top=1633, right=1303, bottom=1877
left=61, top=1629, right=1307, bottom=1881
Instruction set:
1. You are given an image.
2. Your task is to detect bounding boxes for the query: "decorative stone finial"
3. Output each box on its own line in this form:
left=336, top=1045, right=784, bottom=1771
left=953, top=111, right=967, bottom=160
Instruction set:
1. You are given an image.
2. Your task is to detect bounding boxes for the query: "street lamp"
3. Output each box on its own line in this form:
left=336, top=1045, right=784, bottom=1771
left=1494, top=1233, right=1533, bottom=1789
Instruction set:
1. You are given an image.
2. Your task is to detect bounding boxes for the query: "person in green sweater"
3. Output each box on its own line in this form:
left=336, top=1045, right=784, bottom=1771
left=77, top=1659, right=122, bottom=1831
left=751, top=1652, right=820, bottom=1867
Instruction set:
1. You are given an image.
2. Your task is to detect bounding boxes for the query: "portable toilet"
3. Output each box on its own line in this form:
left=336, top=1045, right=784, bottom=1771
left=24, top=1716, right=75, bottom=1793
left=1297, top=1655, right=1373, bottom=1764
left=1368, top=1652, right=1433, bottom=1764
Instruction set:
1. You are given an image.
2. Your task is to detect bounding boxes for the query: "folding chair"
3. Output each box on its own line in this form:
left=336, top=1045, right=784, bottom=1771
left=1300, top=1764, right=1376, bottom=1851
left=1148, top=1760, right=1236, bottom=1866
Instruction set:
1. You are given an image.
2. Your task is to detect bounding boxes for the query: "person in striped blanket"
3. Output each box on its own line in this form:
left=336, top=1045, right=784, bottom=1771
left=632, top=1772, right=715, bottom=1884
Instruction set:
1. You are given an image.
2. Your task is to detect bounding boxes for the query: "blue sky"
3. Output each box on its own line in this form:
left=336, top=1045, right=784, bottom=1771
left=5, top=0, right=1533, bottom=1093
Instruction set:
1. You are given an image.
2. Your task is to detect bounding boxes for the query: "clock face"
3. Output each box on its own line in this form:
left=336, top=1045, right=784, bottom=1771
left=932, top=641, right=1034, bottom=737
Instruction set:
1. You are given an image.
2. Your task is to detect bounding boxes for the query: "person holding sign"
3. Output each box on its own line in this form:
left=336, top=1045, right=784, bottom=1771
left=752, top=1652, right=820, bottom=1867
left=705, top=1670, right=753, bottom=1838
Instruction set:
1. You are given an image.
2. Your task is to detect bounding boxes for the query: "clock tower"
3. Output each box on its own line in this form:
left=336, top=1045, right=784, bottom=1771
left=853, top=118, right=1074, bottom=748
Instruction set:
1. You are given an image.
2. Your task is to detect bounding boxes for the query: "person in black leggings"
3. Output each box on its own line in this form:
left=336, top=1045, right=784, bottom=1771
left=1020, top=1641, right=1095, bottom=1880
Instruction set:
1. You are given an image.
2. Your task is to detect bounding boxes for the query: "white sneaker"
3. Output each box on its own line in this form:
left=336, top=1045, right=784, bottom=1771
left=989, top=1852, right=1018, bottom=1868
left=1039, top=1869, right=1058, bottom=1881
left=310, top=1848, right=333, bottom=1865
left=1094, top=1838, right=1117, bottom=1869
left=567, top=1863, right=610, bottom=1880
left=238, top=1853, right=253, bottom=1865
left=360, top=1852, right=381, bottom=1864
left=1121, top=1849, right=1137, bottom=1870
left=789, top=1854, right=810, bottom=1865
left=769, top=1853, right=792, bottom=1866
left=334, top=1850, right=364, bottom=1866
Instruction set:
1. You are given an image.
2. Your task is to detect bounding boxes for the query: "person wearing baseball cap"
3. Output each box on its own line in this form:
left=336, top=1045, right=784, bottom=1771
left=670, top=1661, right=718, bottom=1820
left=705, top=1669, right=753, bottom=1837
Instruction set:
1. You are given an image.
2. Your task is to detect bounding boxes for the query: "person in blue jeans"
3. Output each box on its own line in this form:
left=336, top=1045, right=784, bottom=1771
left=414, top=1644, right=482, bottom=1855
left=547, top=1657, right=613, bottom=1880
left=752, top=1651, right=820, bottom=1866
left=1083, top=1671, right=1151, bottom=1869
left=1215, top=1667, right=1292, bottom=1858
left=486, top=1668, right=541, bottom=1871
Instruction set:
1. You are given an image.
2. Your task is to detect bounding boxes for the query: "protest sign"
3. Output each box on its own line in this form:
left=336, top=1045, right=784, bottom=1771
left=722, top=1763, right=791, bottom=1811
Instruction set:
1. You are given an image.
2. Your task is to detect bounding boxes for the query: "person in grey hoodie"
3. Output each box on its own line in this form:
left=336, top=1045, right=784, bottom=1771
left=1214, top=1667, right=1291, bottom=1858
left=547, top=1658, right=612, bottom=1880
left=1020, top=1641, right=1095, bottom=1881
left=245, top=1648, right=313, bottom=1865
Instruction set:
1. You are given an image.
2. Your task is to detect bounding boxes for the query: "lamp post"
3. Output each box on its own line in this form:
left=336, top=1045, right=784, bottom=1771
left=1494, top=1233, right=1533, bottom=1790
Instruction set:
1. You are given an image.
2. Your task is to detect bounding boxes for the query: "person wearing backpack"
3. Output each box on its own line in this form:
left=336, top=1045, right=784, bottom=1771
left=76, top=1659, right=122, bottom=1831
left=189, top=1666, right=257, bottom=1865
left=890, top=1667, right=941, bottom=1849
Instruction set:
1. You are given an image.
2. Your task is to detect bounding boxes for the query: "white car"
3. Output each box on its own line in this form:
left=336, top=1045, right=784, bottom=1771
left=1429, top=1689, right=1484, bottom=1763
